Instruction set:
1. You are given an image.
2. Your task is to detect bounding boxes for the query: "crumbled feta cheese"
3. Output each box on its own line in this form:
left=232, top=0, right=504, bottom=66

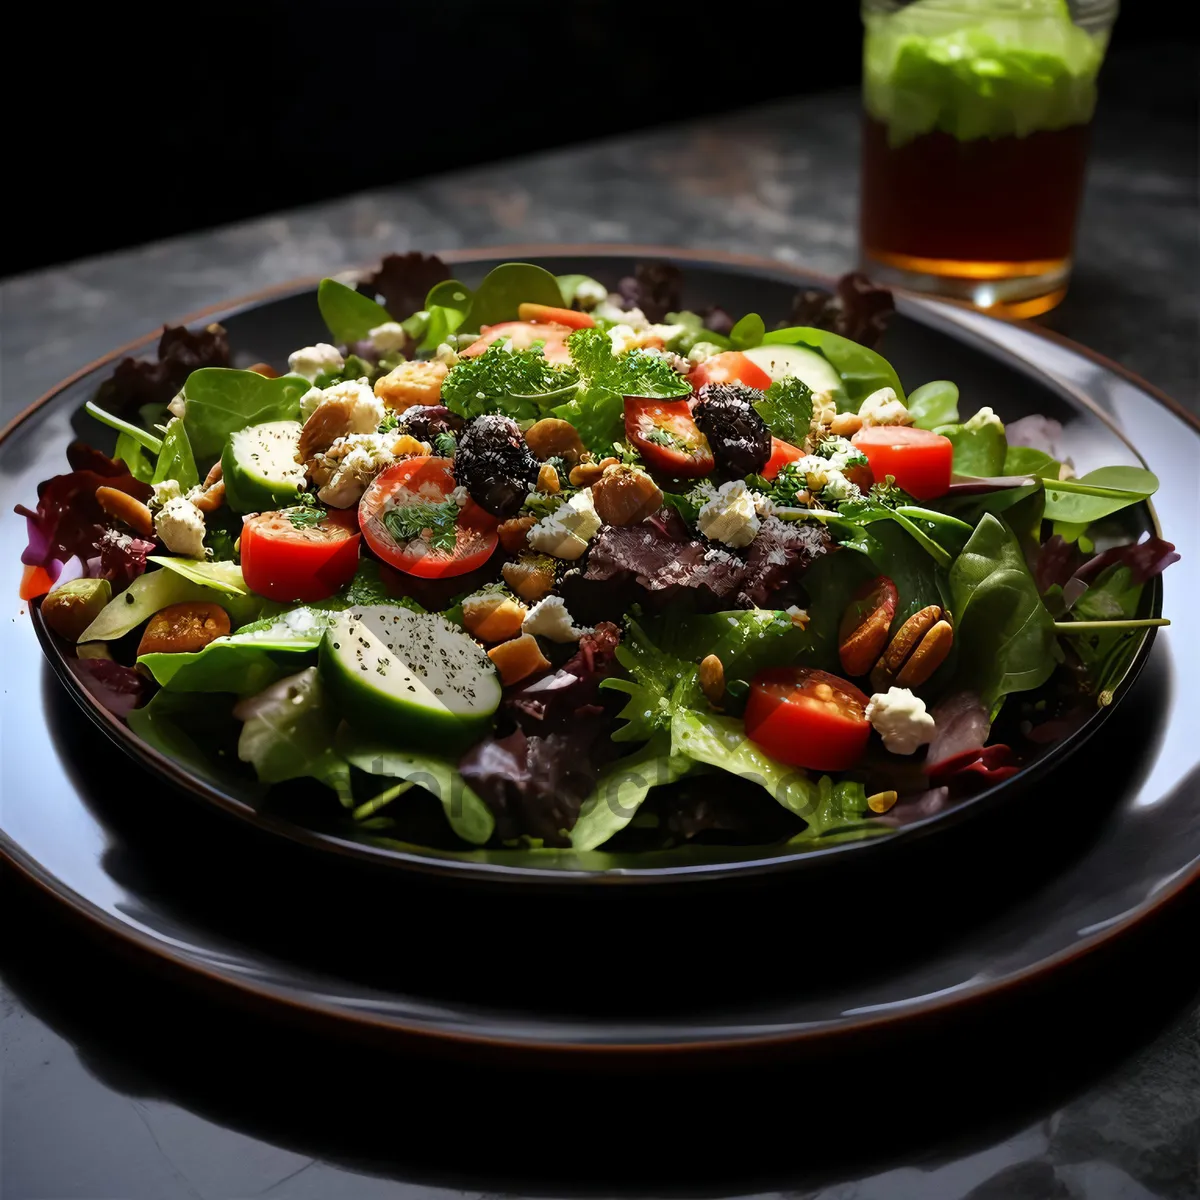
left=687, top=341, right=724, bottom=365
left=751, top=489, right=776, bottom=518
left=573, top=279, right=609, bottom=311
left=154, top=496, right=207, bottom=559
left=449, top=486, right=469, bottom=507
left=434, top=343, right=459, bottom=367
left=816, top=436, right=868, bottom=472
left=150, top=479, right=182, bottom=511
left=299, top=386, right=325, bottom=422
left=528, top=488, right=602, bottom=560
left=648, top=322, right=687, bottom=346
left=607, top=324, right=641, bottom=356
left=964, top=406, right=1004, bottom=433
left=593, top=299, right=649, bottom=329
left=314, top=433, right=395, bottom=508
left=522, top=596, right=592, bottom=643
left=866, top=687, right=937, bottom=755
left=368, top=322, right=408, bottom=355
left=697, top=480, right=761, bottom=548
left=785, top=605, right=811, bottom=630
left=167, top=392, right=187, bottom=420
left=859, top=387, right=913, bottom=428
left=821, top=470, right=862, bottom=504
left=319, top=379, right=384, bottom=434
left=288, top=343, right=345, bottom=382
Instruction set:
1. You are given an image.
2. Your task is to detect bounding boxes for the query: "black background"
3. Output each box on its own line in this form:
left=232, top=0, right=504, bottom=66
left=6, top=1, right=1191, bottom=278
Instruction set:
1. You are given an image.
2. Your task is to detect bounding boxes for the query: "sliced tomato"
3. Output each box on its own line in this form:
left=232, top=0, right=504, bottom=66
left=517, top=302, right=595, bottom=330
left=358, top=456, right=498, bottom=579
left=744, top=667, right=871, bottom=771
left=851, top=425, right=953, bottom=500
left=688, top=351, right=772, bottom=392
left=460, top=321, right=572, bottom=365
left=761, top=437, right=806, bottom=482
left=241, top=508, right=361, bottom=602
left=623, top=397, right=714, bottom=478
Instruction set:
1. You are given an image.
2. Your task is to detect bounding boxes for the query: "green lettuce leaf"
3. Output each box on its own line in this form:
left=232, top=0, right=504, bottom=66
left=152, top=417, right=200, bottom=491
left=127, top=690, right=250, bottom=791
left=114, top=432, right=154, bottom=482
left=147, top=555, right=248, bottom=595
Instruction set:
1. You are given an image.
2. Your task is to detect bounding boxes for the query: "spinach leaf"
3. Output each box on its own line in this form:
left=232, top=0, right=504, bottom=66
left=127, top=690, right=250, bottom=791
left=935, top=413, right=1008, bottom=477
left=147, top=555, right=249, bottom=596
left=114, top=432, right=154, bottom=482
left=419, top=279, right=472, bottom=352
left=317, top=278, right=392, bottom=345
left=182, top=368, right=309, bottom=460
left=670, top=710, right=873, bottom=836
left=236, top=667, right=352, bottom=806
left=84, top=400, right=164, bottom=454
left=462, top=263, right=564, bottom=330
left=762, top=326, right=905, bottom=408
left=1004, top=444, right=1060, bottom=479
left=834, top=516, right=945, bottom=632
left=1042, top=466, right=1158, bottom=525
left=79, top=566, right=262, bottom=641
left=907, top=380, right=959, bottom=429
left=339, top=734, right=495, bottom=845
left=754, top=376, right=813, bottom=445
left=1061, top=564, right=1147, bottom=705
left=948, top=514, right=1057, bottom=709
left=729, top=312, right=766, bottom=350
left=569, top=735, right=691, bottom=850
left=791, top=549, right=876, bottom=670
left=151, top=417, right=200, bottom=490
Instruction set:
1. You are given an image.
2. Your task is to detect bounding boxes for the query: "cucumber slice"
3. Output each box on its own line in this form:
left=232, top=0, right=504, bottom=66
left=221, top=420, right=306, bottom=513
left=319, top=605, right=500, bottom=751
left=743, top=344, right=846, bottom=404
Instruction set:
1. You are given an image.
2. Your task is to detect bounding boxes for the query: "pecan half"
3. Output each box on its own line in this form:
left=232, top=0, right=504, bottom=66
left=870, top=605, right=954, bottom=691
left=95, top=486, right=154, bottom=537
left=838, top=575, right=898, bottom=677
left=591, top=465, right=663, bottom=526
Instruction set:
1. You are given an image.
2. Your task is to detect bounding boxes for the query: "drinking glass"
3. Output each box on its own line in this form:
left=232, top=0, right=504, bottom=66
left=859, top=0, right=1119, bottom=317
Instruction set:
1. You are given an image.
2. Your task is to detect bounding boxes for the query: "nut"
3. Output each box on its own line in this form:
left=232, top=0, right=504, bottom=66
left=248, top=362, right=279, bottom=378
left=374, top=360, right=448, bottom=411
left=137, top=602, right=231, bottom=656
left=95, top=486, right=154, bottom=537
left=298, top=396, right=357, bottom=461
left=569, top=458, right=617, bottom=487
left=524, top=418, right=587, bottom=465
left=698, top=654, right=725, bottom=707
left=501, top=553, right=556, bottom=603
left=537, top=463, right=561, bottom=494
left=867, top=790, right=898, bottom=814
left=487, top=634, right=550, bottom=687
left=202, top=461, right=224, bottom=488
left=462, top=592, right=528, bottom=643
left=590, top=465, right=663, bottom=526
left=392, top=434, right=430, bottom=458
left=830, top=411, right=863, bottom=438
left=838, top=576, right=898, bottom=678
left=870, top=606, right=954, bottom=691
left=191, top=480, right=226, bottom=513
left=497, top=515, right=537, bottom=553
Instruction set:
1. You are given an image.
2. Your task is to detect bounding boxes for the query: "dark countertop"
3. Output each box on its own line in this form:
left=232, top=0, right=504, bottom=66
left=2, top=74, right=1197, bottom=1200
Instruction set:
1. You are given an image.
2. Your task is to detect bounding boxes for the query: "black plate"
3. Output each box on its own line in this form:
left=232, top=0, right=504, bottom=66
left=2, top=250, right=1197, bottom=1056
left=0, top=250, right=1170, bottom=883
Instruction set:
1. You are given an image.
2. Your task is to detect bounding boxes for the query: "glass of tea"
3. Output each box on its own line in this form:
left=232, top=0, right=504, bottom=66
left=859, top=0, right=1119, bottom=317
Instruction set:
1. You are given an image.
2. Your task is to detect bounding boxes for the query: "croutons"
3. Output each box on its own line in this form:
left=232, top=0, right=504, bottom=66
left=501, top=553, right=556, bottom=603
left=461, top=592, right=528, bottom=643
left=497, top=515, right=537, bottom=553
left=487, top=634, right=550, bottom=687
left=137, top=602, right=231, bottom=656
left=374, top=360, right=449, bottom=412
left=591, top=465, right=663, bottom=526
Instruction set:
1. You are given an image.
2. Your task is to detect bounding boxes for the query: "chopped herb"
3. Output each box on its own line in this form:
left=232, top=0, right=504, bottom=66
left=751, top=462, right=809, bottom=508
left=441, top=343, right=577, bottom=421
left=285, top=506, right=327, bottom=530
left=754, top=376, right=813, bottom=446
left=643, top=425, right=688, bottom=452
left=523, top=491, right=567, bottom=519
left=377, top=412, right=401, bottom=434
left=433, top=431, right=457, bottom=457
left=382, top=500, right=460, bottom=552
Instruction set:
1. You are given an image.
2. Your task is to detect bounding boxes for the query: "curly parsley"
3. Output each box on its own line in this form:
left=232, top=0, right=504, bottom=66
left=381, top=500, right=460, bottom=553
left=440, top=343, right=578, bottom=421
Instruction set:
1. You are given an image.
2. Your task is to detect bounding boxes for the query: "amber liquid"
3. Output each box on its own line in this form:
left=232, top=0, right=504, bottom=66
left=860, top=117, right=1092, bottom=314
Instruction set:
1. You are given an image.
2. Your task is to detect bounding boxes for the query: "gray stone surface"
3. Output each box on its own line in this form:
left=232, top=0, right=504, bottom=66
left=1, top=76, right=1197, bottom=1200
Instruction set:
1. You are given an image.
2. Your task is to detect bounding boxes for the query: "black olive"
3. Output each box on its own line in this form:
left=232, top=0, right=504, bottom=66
left=402, top=404, right=464, bottom=441
left=692, top=383, right=772, bottom=476
left=453, top=414, right=541, bottom=519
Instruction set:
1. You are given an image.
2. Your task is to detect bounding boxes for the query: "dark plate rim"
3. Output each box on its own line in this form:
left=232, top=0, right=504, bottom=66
left=3, top=245, right=1176, bottom=886
left=2, top=244, right=1196, bottom=1054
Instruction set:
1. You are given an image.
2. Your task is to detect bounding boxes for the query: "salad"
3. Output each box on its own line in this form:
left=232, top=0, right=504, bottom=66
left=18, top=255, right=1178, bottom=854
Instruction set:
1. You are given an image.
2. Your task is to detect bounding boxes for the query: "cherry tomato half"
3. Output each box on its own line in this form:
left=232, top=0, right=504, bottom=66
left=761, top=437, right=806, bottom=482
left=687, top=351, right=773, bottom=392
left=241, top=508, right=361, bottom=602
left=623, top=397, right=714, bottom=478
left=851, top=425, right=953, bottom=500
left=516, top=302, right=595, bottom=330
left=460, top=321, right=573, bottom=365
left=744, top=667, right=871, bottom=772
left=358, top=456, right=498, bottom=579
